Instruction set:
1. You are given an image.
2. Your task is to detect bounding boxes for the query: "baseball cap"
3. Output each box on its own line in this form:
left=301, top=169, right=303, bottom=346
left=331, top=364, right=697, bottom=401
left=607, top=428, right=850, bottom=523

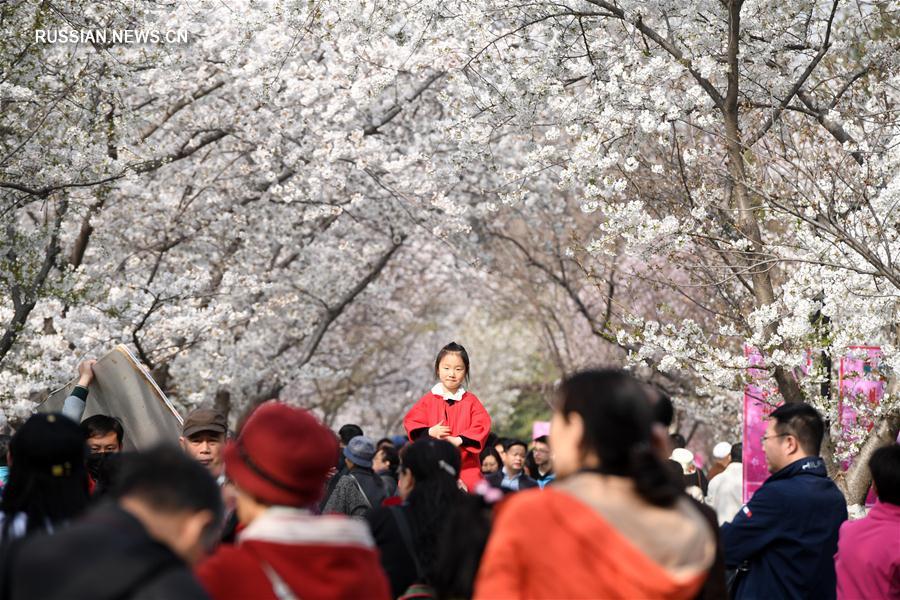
left=182, top=408, right=227, bottom=438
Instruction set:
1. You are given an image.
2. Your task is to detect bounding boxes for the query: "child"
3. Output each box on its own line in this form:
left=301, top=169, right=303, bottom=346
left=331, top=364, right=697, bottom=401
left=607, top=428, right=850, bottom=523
left=404, top=342, right=491, bottom=491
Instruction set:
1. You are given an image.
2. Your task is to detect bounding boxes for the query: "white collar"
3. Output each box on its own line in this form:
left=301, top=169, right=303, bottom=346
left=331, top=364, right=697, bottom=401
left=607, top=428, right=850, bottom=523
left=502, top=467, right=523, bottom=480
left=239, top=506, right=375, bottom=548
left=431, top=383, right=465, bottom=401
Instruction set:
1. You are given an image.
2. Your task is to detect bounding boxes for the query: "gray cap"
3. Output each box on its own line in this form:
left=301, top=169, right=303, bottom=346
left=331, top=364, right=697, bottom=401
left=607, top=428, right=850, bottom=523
left=343, top=435, right=376, bottom=468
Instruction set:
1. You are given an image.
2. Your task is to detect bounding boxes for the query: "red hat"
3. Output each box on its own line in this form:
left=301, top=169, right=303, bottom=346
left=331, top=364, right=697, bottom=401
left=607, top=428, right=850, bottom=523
left=223, top=401, right=337, bottom=507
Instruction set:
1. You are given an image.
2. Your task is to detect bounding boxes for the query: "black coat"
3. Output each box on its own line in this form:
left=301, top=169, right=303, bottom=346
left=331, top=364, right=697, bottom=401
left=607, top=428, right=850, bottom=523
left=690, top=497, right=727, bottom=600
left=351, top=467, right=387, bottom=507
left=5, top=503, right=209, bottom=600
left=721, top=456, right=847, bottom=600
left=485, top=470, right=539, bottom=491
left=366, top=505, right=418, bottom=598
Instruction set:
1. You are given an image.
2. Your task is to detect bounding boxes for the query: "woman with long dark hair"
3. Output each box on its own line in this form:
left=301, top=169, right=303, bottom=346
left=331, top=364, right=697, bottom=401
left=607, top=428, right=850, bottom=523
left=0, top=413, right=90, bottom=541
left=474, top=369, right=715, bottom=599
left=366, top=438, right=466, bottom=597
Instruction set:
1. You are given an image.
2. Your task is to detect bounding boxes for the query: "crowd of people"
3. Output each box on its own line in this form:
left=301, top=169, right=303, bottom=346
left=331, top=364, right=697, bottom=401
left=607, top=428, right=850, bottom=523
left=0, top=342, right=895, bottom=599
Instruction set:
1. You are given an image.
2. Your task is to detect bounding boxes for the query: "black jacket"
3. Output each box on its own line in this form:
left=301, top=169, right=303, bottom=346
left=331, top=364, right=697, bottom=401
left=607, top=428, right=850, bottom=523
left=690, top=497, right=727, bottom=600
left=351, top=467, right=387, bottom=507
left=6, top=503, right=209, bottom=600
left=485, top=470, right=539, bottom=491
left=366, top=505, right=418, bottom=598
left=721, top=456, right=847, bottom=600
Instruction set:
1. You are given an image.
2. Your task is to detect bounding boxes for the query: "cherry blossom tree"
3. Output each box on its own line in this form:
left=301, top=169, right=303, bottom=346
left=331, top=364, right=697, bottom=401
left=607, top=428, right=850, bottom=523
left=378, top=0, right=900, bottom=502
left=4, top=0, right=900, bottom=507
left=0, top=0, right=548, bottom=438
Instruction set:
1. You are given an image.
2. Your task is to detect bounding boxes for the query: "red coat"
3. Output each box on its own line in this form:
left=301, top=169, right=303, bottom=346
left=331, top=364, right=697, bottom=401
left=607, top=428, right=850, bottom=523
left=196, top=508, right=390, bottom=600
left=403, top=390, right=491, bottom=490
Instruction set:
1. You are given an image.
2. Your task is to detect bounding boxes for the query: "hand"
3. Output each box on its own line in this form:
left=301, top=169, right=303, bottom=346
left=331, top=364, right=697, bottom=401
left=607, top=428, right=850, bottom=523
left=77, top=359, right=97, bottom=387
left=447, top=436, right=463, bottom=447
left=429, top=421, right=450, bottom=439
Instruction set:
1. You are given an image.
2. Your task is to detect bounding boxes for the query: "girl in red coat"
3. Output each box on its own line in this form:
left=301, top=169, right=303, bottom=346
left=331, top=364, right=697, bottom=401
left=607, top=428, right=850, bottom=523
left=404, top=342, right=491, bottom=491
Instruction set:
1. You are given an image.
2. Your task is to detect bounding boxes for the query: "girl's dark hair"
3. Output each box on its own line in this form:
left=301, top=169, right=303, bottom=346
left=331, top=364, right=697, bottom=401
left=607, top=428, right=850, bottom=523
left=556, top=369, right=680, bottom=507
left=431, top=494, right=493, bottom=599
left=401, top=438, right=465, bottom=582
left=524, top=448, right=537, bottom=478
left=2, top=413, right=90, bottom=538
left=433, top=342, right=470, bottom=384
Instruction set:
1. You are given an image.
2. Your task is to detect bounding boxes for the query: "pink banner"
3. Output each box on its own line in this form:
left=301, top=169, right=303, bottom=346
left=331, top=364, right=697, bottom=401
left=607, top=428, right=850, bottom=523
left=742, top=346, right=779, bottom=503
left=744, top=345, right=891, bottom=506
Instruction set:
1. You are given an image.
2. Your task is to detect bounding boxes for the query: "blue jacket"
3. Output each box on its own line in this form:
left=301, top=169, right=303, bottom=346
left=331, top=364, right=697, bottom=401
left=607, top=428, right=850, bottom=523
left=721, top=456, right=847, bottom=600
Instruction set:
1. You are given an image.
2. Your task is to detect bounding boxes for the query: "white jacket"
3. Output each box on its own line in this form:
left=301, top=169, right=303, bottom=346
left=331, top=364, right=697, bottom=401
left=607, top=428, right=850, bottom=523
left=707, top=461, right=743, bottom=525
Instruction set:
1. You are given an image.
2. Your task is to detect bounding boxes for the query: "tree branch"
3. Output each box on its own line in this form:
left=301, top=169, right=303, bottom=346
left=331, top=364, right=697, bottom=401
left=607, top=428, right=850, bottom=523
left=745, top=0, right=838, bottom=146
left=583, top=0, right=725, bottom=107
left=140, top=79, right=226, bottom=141
left=797, top=90, right=864, bottom=165
left=365, top=72, right=446, bottom=136
left=272, top=237, right=406, bottom=364
left=0, top=199, right=68, bottom=365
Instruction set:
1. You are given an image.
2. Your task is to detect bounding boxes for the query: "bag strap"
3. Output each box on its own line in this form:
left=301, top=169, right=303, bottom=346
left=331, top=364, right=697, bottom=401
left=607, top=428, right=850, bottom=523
left=390, top=506, right=426, bottom=581
left=242, top=544, right=301, bottom=600
left=259, top=560, right=300, bottom=600
left=349, top=473, right=372, bottom=509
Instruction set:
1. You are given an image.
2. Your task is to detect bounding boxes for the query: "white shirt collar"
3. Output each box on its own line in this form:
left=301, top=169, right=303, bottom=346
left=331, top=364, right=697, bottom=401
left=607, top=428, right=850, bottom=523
left=431, top=382, right=465, bottom=401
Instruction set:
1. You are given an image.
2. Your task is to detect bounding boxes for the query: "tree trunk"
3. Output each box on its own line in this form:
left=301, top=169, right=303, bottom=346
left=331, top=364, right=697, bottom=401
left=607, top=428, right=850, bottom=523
left=721, top=0, right=803, bottom=404
left=214, top=388, right=232, bottom=427
left=834, top=375, right=900, bottom=504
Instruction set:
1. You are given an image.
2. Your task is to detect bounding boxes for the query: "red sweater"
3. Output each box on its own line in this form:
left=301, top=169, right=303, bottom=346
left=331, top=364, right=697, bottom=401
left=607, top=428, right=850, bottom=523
left=403, top=390, right=491, bottom=490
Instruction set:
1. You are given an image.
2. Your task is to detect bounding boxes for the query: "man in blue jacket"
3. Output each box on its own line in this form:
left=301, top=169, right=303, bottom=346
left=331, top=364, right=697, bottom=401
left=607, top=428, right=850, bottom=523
left=721, top=403, right=847, bottom=599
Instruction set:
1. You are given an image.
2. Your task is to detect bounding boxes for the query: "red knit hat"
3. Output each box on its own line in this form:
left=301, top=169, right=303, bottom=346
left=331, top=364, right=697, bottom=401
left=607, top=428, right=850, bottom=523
left=223, top=401, right=337, bottom=507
